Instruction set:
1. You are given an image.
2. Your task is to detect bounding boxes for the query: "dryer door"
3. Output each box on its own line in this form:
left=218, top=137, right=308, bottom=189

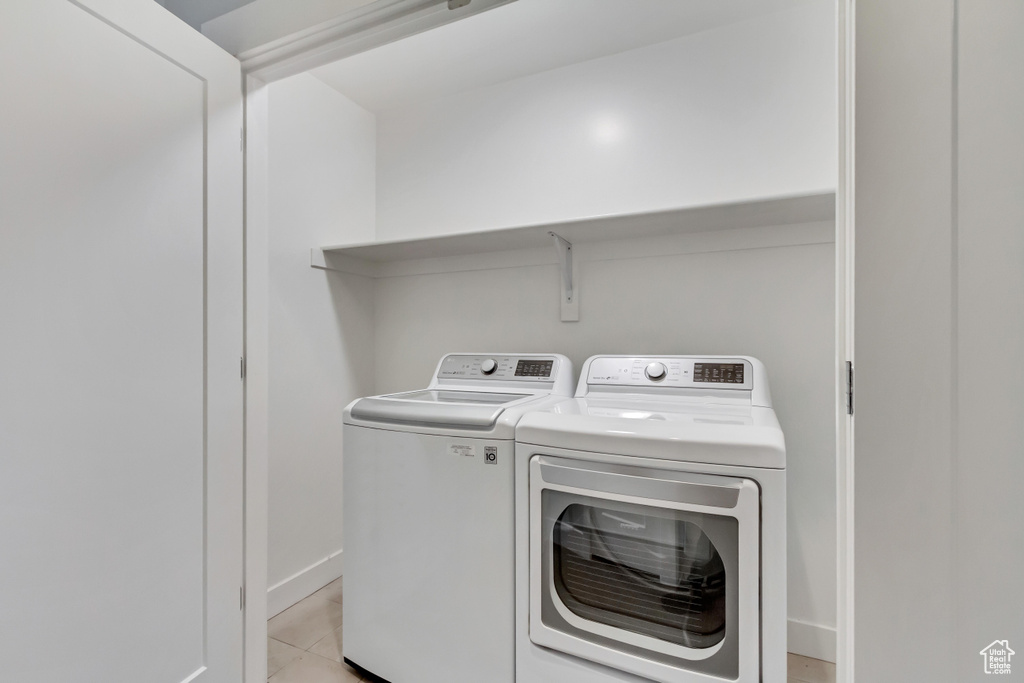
left=529, top=455, right=760, bottom=683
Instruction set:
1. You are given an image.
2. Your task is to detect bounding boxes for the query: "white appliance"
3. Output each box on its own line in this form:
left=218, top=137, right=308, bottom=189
left=514, top=355, right=786, bottom=683
left=342, top=353, right=574, bottom=683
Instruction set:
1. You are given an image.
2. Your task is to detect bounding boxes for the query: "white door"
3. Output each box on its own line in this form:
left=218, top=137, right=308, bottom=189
left=0, top=1, right=243, bottom=681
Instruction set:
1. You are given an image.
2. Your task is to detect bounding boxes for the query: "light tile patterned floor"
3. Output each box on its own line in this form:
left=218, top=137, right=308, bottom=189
left=268, top=578, right=836, bottom=683
left=788, top=652, right=837, bottom=683
left=267, top=577, right=364, bottom=682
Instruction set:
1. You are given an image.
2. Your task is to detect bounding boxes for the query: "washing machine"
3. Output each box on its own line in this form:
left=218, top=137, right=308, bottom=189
left=514, top=355, right=786, bottom=683
left=342, top=353, right=574, bottom=683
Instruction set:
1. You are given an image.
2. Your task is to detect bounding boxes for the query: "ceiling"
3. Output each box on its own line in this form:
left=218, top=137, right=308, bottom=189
left=311, top=0, right=814, bottom=114
left=156, top=0, right=256, bottom=30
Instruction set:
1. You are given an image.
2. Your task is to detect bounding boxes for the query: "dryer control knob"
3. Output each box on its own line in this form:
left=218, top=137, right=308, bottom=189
left=480, top=359, right=498, bottom=375
left=645, top=362, right=667, bottom=381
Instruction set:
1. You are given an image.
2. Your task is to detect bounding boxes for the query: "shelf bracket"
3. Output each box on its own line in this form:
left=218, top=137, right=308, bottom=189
left=549, top=231, right=579, bottom=322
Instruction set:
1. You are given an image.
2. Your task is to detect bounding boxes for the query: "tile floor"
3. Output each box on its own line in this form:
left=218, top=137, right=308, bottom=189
left=267, top=578, right=836, bottom=683
left=266, top=577, right=361, bottom=682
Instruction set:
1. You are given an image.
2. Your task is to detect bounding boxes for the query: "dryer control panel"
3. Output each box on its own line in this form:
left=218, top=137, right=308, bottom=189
left=437, top=354, right=560, bottom=382
left=586, top=356, right=754, bottom=391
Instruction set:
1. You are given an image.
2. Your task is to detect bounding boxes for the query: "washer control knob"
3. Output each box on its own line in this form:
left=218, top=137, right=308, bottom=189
left=645, top=362, right=667, bottom=381
left=480, top=359, right=498, bottom=375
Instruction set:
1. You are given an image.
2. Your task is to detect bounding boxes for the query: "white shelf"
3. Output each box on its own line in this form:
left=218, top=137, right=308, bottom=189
left=312, top=191, right=835, bottom=278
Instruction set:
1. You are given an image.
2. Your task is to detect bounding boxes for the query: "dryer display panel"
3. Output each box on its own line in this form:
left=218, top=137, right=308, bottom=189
left=585, top=357, right=754, bottom=391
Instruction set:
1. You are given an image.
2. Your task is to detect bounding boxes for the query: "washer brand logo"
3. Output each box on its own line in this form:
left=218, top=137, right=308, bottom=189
left=980, top=640, right=1015, bottom=675
left=484, top=447, right=497, bottom=465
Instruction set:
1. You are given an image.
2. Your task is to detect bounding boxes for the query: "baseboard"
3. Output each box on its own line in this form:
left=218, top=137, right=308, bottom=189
left=787, top=618, right=837, bottom=663
left=267, top=549, right=343, bottom=618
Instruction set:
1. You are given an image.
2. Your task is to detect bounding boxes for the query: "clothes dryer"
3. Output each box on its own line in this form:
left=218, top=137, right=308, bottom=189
left=343, top=353, right=574, bottom=683
left=514, top=356, right=786, bottom=683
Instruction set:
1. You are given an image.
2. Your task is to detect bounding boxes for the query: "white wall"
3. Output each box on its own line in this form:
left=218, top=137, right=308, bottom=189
left=262, top=2, right=839, bottom=657
left=955, top=3, right=1024, bottom=678
left=372, top=226, right=838, bottom=658
left=854, top=2, right=1024, bottom=681
left=364, top=2, right=839, bottom=656
left=266, top=73, right=376, bottom=614
left=854, top=3, right=955, bottom=679
left=375, top=1, right=836, bottom=241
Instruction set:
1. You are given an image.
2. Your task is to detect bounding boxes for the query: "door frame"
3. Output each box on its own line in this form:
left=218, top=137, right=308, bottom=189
left=835, top=1, right=855, bottom=681
left=243, top=73, right=272, bottom=683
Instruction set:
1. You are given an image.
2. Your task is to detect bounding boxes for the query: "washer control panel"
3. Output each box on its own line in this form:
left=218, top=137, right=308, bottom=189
left=587, top=357, right=753, bottom=390
left=438, top=355, right=558, bottom=382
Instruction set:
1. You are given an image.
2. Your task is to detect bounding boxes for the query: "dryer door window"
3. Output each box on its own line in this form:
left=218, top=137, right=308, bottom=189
left=552, top=502, right=732, bottom=650
left=529, top=455, right=761, bottom=683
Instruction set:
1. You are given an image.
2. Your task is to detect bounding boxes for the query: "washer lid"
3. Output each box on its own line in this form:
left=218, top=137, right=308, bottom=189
left=345, top=353, right=575, bottom=434
left=349, top=389, right=533, bottom=429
